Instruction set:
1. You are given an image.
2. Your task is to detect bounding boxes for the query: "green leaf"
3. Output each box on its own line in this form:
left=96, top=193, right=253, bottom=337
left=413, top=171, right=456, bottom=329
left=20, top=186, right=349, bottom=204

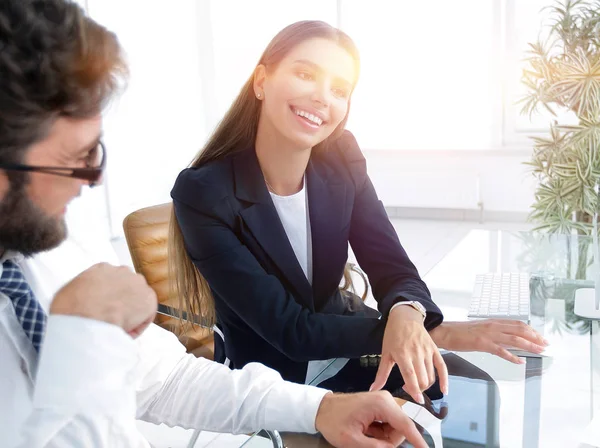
left=523, top=0, right=600, bottom=234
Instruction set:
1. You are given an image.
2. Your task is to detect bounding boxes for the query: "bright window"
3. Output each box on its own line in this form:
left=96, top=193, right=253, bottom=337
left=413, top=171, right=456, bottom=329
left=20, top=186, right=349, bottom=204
left=341, top=0, right=497, bottom=150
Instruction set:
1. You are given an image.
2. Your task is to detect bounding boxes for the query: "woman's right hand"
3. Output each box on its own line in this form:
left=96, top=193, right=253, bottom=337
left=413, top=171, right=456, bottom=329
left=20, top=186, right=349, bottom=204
left=371, top=305, right=449, bottom=404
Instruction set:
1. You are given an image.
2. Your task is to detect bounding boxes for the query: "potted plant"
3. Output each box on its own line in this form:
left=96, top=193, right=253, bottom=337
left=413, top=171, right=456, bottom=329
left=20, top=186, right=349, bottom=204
left=521, top=0, right=600, bottom=235
left=520, top=0, right=600, bottom=281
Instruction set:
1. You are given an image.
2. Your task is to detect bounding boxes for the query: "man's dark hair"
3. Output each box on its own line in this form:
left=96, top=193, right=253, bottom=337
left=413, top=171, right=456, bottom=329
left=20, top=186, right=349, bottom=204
left=0, top=0, right=127, bottom=163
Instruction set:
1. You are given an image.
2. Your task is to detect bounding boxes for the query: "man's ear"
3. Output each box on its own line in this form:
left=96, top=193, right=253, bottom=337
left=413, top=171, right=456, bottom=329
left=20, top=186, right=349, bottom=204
left=0, top=171, right=9, bottom=202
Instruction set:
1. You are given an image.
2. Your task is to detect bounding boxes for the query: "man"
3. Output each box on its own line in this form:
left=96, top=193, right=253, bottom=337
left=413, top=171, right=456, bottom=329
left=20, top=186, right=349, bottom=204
left=0, top=1, right=427, bottom=447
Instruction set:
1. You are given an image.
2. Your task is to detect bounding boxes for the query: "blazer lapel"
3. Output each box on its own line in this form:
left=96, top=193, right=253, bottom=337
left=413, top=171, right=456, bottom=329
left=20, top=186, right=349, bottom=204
left=233, top=148, right=314, bottom=309
left=306, top=158, right=348, bottom=309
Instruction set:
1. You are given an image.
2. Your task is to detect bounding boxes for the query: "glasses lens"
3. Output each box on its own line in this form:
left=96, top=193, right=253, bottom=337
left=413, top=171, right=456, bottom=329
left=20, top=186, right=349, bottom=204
left=86, top=142, right=104, bottom=168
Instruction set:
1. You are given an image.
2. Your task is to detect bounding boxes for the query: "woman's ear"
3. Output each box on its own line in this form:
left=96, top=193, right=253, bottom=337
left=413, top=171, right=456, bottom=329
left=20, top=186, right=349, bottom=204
left=253, top=64, right=267, bottom=99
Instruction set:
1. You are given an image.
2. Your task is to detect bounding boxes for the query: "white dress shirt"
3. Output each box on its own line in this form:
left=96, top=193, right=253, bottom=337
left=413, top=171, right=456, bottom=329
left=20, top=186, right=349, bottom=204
left=1, top=256, right=329, bottom=447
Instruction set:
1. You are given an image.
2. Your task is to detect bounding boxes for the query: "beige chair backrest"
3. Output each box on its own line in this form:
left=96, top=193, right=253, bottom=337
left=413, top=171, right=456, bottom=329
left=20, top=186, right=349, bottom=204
left=123, top=203, right=214, bottom=359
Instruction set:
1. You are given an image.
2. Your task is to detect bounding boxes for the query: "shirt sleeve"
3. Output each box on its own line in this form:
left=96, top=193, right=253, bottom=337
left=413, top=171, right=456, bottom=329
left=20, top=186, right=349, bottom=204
left=14, top=315, right=149, bottom=448
left=16, top=317, right=329, bottom=447
left=134, top=323, right=329, bottom=435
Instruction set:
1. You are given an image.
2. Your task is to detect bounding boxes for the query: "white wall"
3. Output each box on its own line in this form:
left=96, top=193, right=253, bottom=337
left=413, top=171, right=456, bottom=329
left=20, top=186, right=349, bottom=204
left=364, top=150, right=535, bottom=213
left=86, top=0, right=208, bottom=237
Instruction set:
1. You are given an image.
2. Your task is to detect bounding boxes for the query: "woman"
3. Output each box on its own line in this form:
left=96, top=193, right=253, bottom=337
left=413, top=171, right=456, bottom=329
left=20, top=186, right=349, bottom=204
left=169, top=20, right=546, bottom=402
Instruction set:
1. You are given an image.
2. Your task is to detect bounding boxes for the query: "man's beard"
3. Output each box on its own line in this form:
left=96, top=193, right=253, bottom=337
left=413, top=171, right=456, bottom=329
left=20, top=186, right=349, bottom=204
left=0, top=172, right=67, bottom=257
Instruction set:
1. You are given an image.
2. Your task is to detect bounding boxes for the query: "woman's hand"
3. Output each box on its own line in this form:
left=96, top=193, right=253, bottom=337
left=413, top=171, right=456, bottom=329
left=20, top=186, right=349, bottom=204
left=429, top=320, right=548, bottom=364
left=371, top=306, right=449, bottom=404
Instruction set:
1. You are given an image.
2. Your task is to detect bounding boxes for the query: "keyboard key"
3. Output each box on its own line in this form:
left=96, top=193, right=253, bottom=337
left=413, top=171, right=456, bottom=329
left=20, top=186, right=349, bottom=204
left=468, top=273, right=530, bottom=321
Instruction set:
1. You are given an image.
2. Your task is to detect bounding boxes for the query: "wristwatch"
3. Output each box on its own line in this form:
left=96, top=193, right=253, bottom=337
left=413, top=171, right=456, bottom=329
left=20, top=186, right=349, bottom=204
left=391, top=301, right=427, bottom=321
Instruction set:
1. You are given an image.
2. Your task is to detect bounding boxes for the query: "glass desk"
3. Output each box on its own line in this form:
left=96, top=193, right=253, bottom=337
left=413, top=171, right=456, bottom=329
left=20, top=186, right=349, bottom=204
left=244, top=230, right=600, bottom=447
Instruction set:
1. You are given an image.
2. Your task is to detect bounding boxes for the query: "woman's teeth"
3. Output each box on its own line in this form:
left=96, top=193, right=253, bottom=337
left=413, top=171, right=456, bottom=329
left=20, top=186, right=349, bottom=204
left=293, top=108, right=323, bottom=126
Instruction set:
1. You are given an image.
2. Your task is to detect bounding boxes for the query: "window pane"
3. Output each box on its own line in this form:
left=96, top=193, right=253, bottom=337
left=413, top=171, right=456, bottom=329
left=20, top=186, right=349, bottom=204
left=210, top=0, right=338, bottom=124
left=341, top=0, right=496, bottom=150
left=507, top=0, right=578, bottom=139
left=88, top=0, right=207, bottom=234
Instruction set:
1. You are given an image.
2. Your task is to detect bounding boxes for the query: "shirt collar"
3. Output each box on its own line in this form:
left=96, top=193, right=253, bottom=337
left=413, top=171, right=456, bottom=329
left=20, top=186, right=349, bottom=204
left=0, top=251, right=25, bottom=276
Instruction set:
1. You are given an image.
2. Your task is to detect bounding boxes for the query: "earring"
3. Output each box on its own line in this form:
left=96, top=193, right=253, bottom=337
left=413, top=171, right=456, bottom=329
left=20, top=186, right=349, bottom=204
left=257, top=93, right=261, bottom=99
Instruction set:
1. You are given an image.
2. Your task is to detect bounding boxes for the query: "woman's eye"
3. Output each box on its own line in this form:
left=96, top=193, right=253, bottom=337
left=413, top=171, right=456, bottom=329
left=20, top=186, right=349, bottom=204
left=298, top=71, right=313, bottom=81
left=333, top=87, right=349, bottom=99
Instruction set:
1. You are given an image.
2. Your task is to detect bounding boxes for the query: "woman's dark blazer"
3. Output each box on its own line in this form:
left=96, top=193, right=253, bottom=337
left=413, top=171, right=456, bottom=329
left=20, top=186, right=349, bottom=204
left=171, top=130, right=443, bottom=383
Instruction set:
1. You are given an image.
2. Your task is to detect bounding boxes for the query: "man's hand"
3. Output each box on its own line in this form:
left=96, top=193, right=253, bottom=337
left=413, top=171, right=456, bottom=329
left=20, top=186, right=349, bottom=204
left=315, top=391, right=428, bottom=448
left=50, top=263, right=157, bottom=338
left=430, top=320, right=548, bottom=364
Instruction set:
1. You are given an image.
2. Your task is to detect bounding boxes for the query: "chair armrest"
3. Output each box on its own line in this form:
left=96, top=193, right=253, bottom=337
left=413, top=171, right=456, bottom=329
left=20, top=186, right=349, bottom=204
left=157, top=303, right=212, bottom=329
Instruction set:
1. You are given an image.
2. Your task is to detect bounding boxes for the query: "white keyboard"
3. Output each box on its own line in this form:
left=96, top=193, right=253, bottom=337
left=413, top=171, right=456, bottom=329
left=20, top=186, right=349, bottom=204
left=468, top=273, right=531, bottom=320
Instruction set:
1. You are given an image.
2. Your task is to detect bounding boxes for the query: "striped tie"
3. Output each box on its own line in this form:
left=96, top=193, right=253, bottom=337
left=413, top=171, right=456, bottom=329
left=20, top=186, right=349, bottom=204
left=0, top=259, right=46, bottom=352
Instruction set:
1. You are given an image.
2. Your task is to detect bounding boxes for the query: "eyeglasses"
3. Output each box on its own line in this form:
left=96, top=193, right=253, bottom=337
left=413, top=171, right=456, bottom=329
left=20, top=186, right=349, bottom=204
left=0, top=141, right=106, bottom=188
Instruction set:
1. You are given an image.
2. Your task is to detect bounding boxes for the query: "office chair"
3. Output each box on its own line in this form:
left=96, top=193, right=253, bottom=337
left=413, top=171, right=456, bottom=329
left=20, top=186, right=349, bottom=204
left=123, top=203, right=283, bottom=448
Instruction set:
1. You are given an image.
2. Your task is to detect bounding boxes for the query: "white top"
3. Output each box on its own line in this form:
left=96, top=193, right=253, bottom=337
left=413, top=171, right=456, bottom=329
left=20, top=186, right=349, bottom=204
left=1, top=256, right=329, bottom=447
left=269, top=180, right=348, bottom=385
left=269, top=179, right=313, bottom=284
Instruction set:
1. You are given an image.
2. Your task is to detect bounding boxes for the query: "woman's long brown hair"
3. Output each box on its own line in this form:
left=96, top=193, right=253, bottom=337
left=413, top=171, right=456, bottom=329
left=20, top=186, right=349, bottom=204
left=168, top=20, right=365, bottom=329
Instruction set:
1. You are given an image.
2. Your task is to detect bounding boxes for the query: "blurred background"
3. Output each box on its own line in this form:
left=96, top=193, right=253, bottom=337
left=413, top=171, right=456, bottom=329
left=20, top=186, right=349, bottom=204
left=34, top=2, right=598, bottom=446
left=66, top=0, right=574, bottom=246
